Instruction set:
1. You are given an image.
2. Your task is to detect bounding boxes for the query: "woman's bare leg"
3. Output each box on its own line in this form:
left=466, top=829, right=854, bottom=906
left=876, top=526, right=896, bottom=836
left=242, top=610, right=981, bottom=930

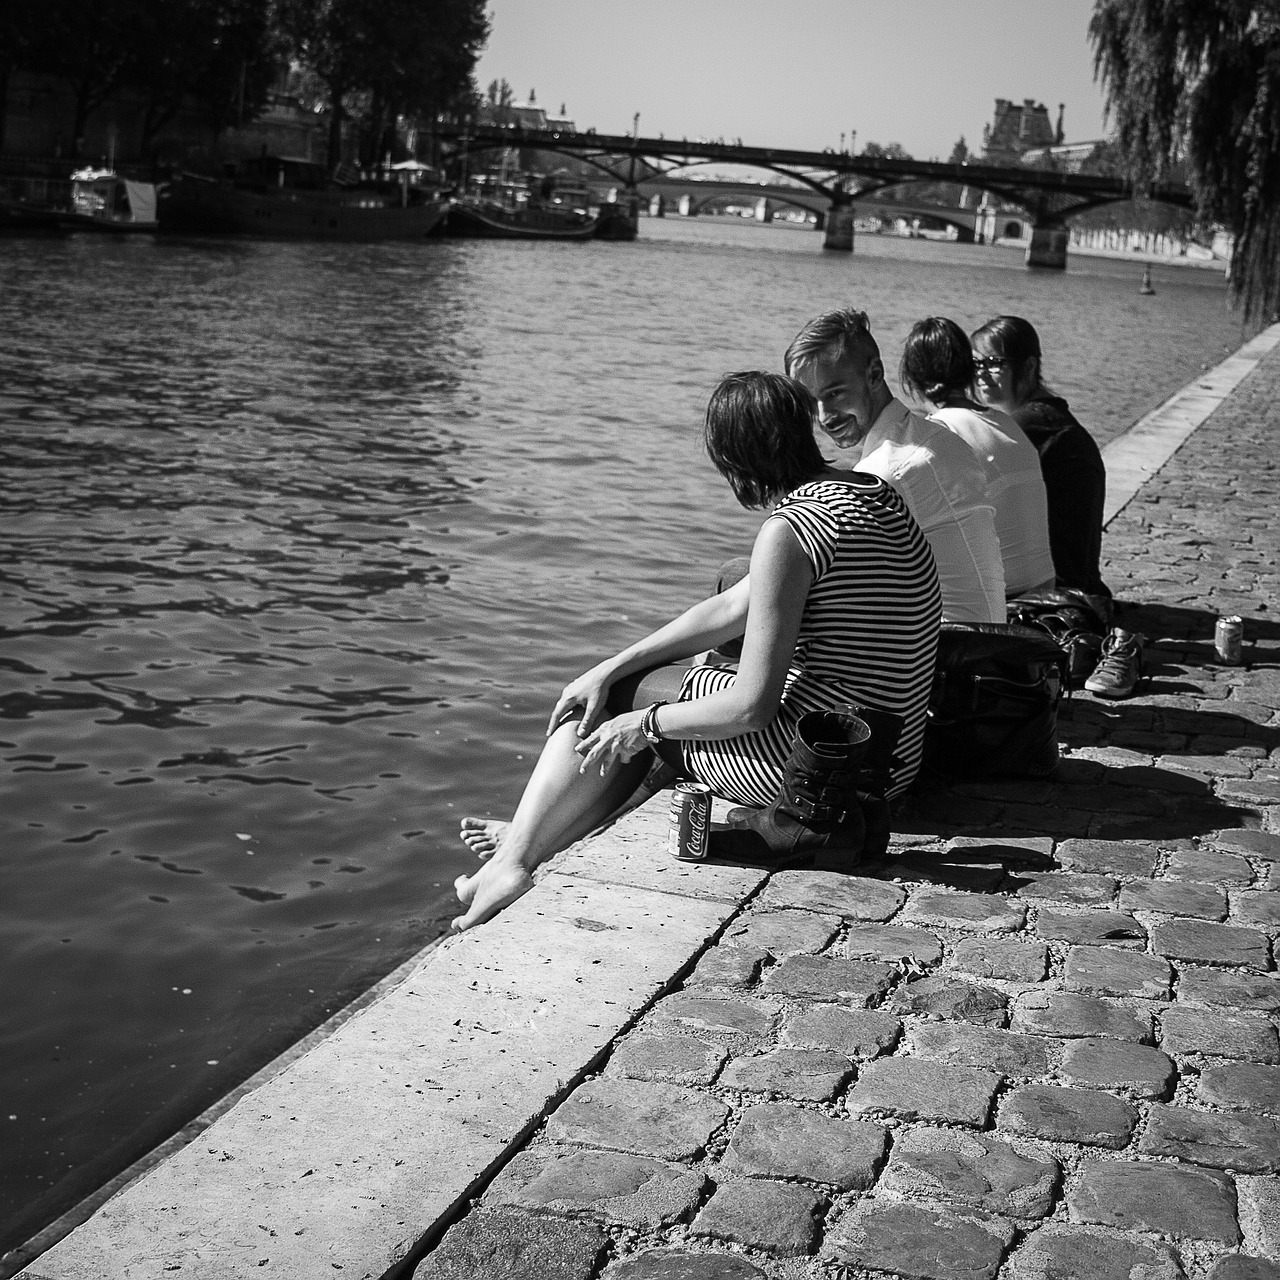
left=458, top=748, right=676, bottom=860
left=455, top=665, right=686, bottom=884
left=452, top=719, right=650, bottom=931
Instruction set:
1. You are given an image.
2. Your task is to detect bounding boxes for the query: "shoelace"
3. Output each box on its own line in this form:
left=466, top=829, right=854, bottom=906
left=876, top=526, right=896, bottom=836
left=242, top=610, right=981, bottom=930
left=1094, top=638, right=1141, bottom=680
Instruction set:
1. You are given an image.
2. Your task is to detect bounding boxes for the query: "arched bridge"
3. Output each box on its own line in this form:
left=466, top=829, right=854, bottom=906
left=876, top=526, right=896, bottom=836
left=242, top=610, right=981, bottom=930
left=435, top=125, right=1193, bottom=268
left=635, top=175, right=980, bottom=237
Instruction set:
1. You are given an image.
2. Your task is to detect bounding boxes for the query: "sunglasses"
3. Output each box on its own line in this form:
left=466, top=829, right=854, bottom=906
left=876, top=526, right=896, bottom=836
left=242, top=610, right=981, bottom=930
left=973, top=356, right=1008, bottom=374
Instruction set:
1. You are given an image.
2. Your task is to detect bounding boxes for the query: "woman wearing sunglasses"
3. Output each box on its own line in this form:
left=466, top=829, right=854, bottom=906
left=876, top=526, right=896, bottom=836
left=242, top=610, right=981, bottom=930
left=970, top=315, right=1110, bottom=609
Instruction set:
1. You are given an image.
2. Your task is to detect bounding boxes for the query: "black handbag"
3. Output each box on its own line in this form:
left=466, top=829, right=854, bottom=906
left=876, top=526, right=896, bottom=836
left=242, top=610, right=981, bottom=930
left=1007, top=586, right=1111, bottom=635
left=923, top=622, right=1068, bottom=779
left=1008, top=588, right=1109, bottom=689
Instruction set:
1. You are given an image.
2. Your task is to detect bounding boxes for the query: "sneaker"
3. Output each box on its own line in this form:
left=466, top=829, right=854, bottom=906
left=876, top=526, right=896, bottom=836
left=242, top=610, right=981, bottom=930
left=1084, top=628, right=1145, bottom=698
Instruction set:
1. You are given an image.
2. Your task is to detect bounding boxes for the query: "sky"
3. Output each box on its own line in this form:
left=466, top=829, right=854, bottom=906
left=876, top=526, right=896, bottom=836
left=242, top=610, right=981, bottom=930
left=474, top=1, right=1114, bottom=160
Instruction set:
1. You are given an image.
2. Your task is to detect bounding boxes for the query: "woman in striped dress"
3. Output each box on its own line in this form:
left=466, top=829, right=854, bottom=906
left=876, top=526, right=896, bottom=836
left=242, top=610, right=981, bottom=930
left=453, top=372, right=941, bottom=931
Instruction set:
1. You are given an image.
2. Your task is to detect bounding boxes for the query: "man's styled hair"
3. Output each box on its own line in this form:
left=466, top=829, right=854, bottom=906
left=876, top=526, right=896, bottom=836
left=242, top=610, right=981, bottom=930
left=783, top=307, right=880, bottom=377
left=704, top=371, right=825, bottom=509
left=899, top=316, right=975, bottom=404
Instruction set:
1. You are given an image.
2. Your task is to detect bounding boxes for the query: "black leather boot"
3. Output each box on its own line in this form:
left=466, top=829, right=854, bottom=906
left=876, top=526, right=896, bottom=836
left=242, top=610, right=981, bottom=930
left=714, top=710, right=872, bottom=868
left=847, top=706, right=904, bottom=865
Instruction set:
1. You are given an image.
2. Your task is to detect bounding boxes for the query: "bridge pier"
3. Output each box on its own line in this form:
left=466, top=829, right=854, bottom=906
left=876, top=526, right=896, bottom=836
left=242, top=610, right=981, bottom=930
left=1025, top=222, right=1068, bottom=270
left=678, top=194, right=697, bottom=217
left=754, top=197, right=772, bottom=224
left=649, top=194, right=665, bottom=218
left=823, top=202, right=854, bottom=252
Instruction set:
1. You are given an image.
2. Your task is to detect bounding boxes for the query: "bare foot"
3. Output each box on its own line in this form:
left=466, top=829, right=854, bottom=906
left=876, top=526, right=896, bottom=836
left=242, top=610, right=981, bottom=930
left=452, top=857, right=535, bottom=931
left=459, top=816, right=510, bottom=860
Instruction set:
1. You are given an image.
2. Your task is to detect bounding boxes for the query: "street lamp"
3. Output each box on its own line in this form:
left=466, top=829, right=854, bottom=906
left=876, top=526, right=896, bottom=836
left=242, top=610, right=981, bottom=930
left=633, top=112, right=640, bottom=140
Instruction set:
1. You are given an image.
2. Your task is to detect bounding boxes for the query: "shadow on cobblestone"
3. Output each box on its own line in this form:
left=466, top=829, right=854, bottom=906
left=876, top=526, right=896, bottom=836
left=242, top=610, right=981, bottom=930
left=1119, top=601, right=1280, bottom=649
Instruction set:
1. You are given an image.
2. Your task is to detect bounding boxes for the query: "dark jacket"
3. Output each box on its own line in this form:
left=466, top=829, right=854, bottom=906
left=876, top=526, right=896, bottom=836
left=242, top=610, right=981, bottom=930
left=1012, top=394, right=1110, bottom=598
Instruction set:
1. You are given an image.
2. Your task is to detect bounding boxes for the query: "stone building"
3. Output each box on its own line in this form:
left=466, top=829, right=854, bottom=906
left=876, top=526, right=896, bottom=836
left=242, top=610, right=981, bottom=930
left=982, top=98, right=1064, bottom=166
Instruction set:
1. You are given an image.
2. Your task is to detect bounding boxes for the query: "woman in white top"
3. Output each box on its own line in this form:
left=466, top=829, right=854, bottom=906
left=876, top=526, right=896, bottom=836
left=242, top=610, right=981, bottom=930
left=899, top=317, right=1055, bottom=599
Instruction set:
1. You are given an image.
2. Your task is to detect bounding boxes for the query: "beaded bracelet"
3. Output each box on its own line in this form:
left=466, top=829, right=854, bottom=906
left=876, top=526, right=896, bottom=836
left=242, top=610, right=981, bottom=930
left=639, top=700, right=668, bottom=746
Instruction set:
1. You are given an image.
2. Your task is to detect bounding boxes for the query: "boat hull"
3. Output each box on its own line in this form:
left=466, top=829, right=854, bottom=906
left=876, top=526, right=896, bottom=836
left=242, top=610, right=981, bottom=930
left=159, top=178, right=448, bottom=241
left=444, top=201, right=596, bottom=240
left=593, top=204, right=638, bottom=241
left=58, top=213, right=159, bottom=234
left=0, top=200, right=66, bottom=234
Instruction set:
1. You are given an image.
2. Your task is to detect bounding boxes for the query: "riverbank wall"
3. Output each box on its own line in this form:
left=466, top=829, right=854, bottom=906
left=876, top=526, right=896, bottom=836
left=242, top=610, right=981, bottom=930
left=8, top=325, right=1280, bottom=1280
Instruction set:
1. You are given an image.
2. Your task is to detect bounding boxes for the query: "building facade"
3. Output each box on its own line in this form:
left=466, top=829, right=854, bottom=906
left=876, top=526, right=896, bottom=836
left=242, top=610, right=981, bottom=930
left=981, top=98, right=1064, bottom=166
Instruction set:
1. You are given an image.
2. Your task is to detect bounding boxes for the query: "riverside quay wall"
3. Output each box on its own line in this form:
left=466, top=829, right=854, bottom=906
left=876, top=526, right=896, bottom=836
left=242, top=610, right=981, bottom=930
left=8, top=326, right=1280, bottom=1280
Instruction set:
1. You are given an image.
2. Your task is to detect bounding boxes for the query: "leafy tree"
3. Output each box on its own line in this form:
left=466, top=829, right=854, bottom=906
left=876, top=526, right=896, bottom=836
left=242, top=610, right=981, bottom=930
left=0, top=2, right=44, bottom=150
left=948, top=136, right=969, bottom=166
left=8, top=0, right=276, bottom=158
left=1090, top=0, right=1280, bottom=319
left=130, top=0, right=277, bottom=155
left=349, top=0, right=488, bottom=166
left=277, top=0, right=487, bottom=170
left=34, top=0, right=139, bottom=153
left=861, top=140, right=912, bottom=161
left=275, top=0, right=365, bottom=169
left=484, top=76, right=514, bottom=123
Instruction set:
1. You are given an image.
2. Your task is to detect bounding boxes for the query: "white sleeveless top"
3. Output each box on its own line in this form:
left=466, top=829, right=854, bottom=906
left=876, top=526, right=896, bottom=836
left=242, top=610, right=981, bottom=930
left=928, top=405, right=1055, bottom=597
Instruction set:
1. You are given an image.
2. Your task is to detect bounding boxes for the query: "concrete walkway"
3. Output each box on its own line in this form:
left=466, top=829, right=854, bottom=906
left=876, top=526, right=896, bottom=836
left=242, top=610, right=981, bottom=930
left=11, top=334, right=1280, bottom=1280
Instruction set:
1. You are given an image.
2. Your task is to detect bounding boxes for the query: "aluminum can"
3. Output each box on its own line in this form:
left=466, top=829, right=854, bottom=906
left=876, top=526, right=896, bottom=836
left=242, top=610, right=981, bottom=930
left=1215, top=615, right=1244, bottom=665
left=669, top=781, right=712, bottom=861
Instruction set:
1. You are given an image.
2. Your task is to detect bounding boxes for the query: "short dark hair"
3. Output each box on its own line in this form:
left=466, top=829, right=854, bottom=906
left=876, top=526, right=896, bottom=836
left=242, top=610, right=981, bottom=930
left=704, top=372, right=825, bottom=509
left=899, top=317, right=975, bottom=404
left=970, top=315, right=1046, bottom=397
left=784, top=307, right=880, bottom=377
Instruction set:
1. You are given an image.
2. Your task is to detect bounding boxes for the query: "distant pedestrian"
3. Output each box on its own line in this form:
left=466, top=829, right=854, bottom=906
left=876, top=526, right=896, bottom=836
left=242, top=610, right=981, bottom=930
left=899, top=317, right=1054, bottom=598
left=970, top=315, right=1110, bottom=606
left=786, top=308, right=1006, bottom=623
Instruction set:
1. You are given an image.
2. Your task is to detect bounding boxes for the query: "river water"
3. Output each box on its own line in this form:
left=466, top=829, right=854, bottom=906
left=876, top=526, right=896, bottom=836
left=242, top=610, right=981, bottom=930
left=0, top=217, right=1249, bottom=1251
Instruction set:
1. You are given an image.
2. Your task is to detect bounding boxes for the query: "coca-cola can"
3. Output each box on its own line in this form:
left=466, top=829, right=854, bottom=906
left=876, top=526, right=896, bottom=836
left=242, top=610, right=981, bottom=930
left=669, top=781, right=712, bottom=861
left=1215, top=615, right=1244, bottom=665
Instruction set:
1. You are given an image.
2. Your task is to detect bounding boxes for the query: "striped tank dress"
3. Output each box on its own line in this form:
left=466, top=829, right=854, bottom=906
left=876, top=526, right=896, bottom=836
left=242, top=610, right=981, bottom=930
left=679, top=474, right=941, bottom=803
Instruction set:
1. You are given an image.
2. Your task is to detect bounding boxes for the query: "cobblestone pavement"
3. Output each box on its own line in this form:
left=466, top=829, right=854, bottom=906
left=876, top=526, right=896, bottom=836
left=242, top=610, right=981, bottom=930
left=412, top=353, right=1280, bottom=1280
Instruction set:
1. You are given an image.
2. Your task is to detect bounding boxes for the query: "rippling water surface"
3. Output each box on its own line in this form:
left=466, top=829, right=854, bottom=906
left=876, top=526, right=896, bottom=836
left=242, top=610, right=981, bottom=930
left=0, top=218, right=1247, bottom=1249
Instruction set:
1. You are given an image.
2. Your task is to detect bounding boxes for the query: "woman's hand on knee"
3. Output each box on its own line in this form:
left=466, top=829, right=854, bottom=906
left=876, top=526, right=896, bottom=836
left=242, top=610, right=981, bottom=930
left=548, top=666, right=613, bottom=738
left=574, top=712, right=646, bottom=776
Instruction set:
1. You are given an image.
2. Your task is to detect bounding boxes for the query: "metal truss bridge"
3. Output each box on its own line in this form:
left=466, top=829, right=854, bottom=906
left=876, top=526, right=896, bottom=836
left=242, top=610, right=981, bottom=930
left=435, top=125, right=1193, bottom=267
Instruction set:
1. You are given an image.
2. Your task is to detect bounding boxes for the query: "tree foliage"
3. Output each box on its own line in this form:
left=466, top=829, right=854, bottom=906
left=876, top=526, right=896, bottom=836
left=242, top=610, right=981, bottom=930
left=5, top=0, right=485, bottom=164
left=0, top=2, right=45, bottom=148
left=1090, top=0, right=1280, bottom=319
left=276, top=0, right=488, bottom=168
left=31, top=0, right=138, bottom=147
left=861, top=140, right=913, bottom=161
left=130, top=0, right=278, bottom=148
left=8, top=0, right=276, bottom=155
